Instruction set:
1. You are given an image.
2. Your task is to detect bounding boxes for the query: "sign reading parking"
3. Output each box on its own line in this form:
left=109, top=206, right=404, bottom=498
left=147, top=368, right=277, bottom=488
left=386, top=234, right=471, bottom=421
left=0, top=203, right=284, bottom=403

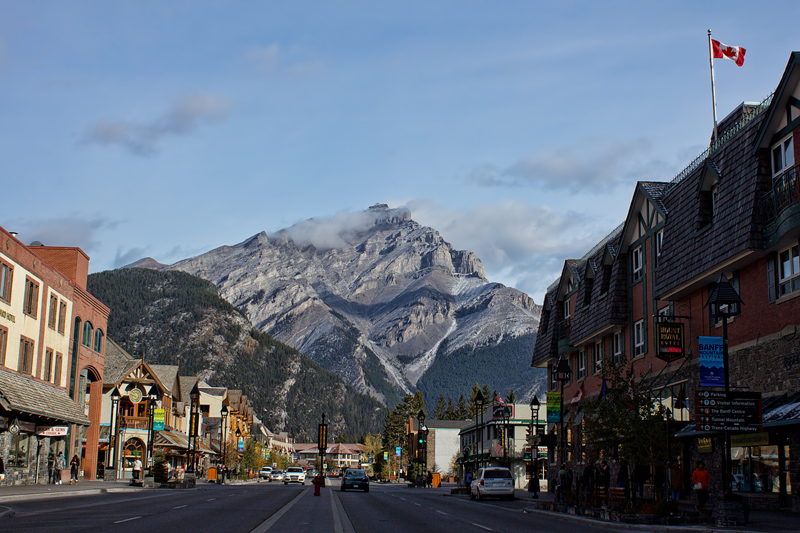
left=695, top=390, right=762, bottom=432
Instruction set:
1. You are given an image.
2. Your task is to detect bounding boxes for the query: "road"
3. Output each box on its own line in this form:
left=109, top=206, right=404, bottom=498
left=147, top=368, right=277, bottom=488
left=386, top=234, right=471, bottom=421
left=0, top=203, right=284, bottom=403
left=1, top=480, right=623, bottom=532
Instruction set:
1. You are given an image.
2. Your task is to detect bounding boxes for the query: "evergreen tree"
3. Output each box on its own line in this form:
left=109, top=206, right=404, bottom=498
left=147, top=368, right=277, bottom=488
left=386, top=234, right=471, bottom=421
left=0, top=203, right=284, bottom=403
left=433, top=395, right=447, bottom=419
left=507, top=389, right=516, bottom=404
left=456, top=395, right=470, bottom=420
left=444, top=398, right=457, bottom=420
left=482, top=384, right=491, bottom=405
left=491, top=389, right=498, bottom=404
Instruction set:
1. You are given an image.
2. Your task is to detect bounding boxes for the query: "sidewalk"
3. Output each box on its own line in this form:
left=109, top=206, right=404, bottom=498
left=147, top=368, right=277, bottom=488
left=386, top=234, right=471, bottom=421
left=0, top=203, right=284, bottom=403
left=512, top=488, right=798, bottom=532
left=0, top=479, right=148, bottom=518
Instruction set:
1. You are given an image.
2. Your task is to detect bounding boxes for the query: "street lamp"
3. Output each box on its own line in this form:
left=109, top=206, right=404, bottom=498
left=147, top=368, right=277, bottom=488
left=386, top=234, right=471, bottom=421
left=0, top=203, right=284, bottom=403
left=474, top=390, right=485, bottom=470
left=146, top=384, right=160, bottom=476
left=529, top=396, right=540, bottom=495
left=417, top=410, right=427, bottom=472
left=108, top=386, right=121, bottom=481
left=501, top=403, right=510, bottom=466
left=220, top=404, right=228, bottom=469
left=706, top=273, right=743, bottom=497
left=187, top=382, right=200, bottom=474
left=554, top=357, right=572, bottom=465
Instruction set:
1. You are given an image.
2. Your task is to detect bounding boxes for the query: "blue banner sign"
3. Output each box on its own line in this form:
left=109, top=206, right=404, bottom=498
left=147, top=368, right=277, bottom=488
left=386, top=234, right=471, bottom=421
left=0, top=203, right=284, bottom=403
left=699, top=336, right=724, bottom=387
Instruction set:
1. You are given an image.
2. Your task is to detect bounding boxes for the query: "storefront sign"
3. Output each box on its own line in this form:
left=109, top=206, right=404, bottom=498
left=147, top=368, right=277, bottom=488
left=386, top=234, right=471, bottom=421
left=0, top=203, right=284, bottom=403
left=698, top=437, right=714, bottom=453
left=0, top=308, right=16, bottom=323
left=698, top=336, right=724, bottom=387
left=153, top=409, right=165, bottom=431
left=546, top=392, right=561, bottom=423
left=731, top=432, right=769, bottom=447
left=656, top=322, right=684, bottom=362
left=695, top=390, right=762, bottom=432
left=36, top=426, right=69, bottom=437
left=492, top=404, right=513, bottom=419
left=128, top=388, right=143, bottom=403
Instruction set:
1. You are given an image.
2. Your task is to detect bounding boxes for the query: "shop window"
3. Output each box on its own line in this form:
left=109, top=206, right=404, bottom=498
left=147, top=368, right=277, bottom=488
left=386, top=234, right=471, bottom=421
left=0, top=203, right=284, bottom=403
left=57, top=301, right=67, bottom=334
left=23, top=277, right=39, bottom=318
left=634, top=320, right=645, bottom=357
left=9, top=433, right=31, bottom=467
left=82, top=321, right=93, bottom=348
left=123, top=438, right=145, bottom=472
left=94, top=329, right=104, bottom=353
left=0, top=260, right=13, bottom=303
left=730, top=444, right=791, bottom=494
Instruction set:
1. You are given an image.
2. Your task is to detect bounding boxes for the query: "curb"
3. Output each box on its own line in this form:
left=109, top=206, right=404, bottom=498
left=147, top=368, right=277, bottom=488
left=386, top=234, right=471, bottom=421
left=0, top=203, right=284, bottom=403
left=0, top=486, right=149, bottom=503
left=0, top=504, right=14, bottom=519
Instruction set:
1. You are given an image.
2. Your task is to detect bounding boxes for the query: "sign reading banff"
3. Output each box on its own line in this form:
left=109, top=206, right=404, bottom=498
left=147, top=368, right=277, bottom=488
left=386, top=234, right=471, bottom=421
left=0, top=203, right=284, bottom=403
left=695, top=390, right=762, bottom=432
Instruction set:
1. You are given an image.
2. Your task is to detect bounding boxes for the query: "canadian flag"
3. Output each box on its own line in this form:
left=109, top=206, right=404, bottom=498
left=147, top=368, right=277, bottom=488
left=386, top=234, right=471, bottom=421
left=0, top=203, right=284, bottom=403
left=712, top=39, right=745, bottom=67
left=570, top=383, right=584, bottom=405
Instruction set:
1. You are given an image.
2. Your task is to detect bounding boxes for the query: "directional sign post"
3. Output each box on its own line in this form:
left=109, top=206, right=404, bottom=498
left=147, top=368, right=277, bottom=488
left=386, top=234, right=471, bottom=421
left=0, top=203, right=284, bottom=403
left=695, top=390, right=762, bottom=432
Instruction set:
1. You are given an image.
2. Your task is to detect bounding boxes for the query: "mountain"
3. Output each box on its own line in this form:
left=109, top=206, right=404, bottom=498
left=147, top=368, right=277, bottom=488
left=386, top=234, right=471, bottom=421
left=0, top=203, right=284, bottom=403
left=87, top=268, right=385, bottom=441
left=143, top=204, right=545, bottom=406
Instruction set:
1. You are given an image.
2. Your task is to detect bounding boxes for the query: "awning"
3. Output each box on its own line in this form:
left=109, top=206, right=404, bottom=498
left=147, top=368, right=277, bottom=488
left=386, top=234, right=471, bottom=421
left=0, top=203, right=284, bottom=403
left=762, top=393, right=800, bottom=428
left=154, top=429, right=218, bottom=455
left=0, top=369, right=90, bottom=426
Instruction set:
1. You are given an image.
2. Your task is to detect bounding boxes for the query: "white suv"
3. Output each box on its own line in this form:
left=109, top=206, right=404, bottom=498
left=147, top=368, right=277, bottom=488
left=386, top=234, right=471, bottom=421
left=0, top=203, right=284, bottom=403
left=470, top=467, right=514, bottom=500
left=284, top=466, right=306, bottom=485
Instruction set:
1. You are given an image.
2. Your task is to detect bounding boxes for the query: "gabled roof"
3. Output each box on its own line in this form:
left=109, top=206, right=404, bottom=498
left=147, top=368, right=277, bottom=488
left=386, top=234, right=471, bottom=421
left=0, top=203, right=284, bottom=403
left=618, top=181, right=669, bottom=254
left=103, top=338, right=139, bottom=386
left=149, top=365, right=180, bottom=397
left=754, top=52, right=800, bottom=151
left=0, top=368, right=91, bottom=426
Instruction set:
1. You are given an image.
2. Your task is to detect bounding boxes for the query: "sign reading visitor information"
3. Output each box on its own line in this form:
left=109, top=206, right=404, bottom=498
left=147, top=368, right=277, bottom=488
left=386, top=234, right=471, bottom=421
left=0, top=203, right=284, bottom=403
left=546, top=392, right=561, bottom=423
left=656, top=322, right=684, bottom=362
left=698, top=336, right=725, bottom=387
left=695, top=390, right=762, bottom=432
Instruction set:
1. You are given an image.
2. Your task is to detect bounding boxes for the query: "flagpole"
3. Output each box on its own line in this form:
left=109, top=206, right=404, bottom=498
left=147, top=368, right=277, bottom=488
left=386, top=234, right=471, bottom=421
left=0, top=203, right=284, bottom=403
left=708, top=30, right=719, bottom=144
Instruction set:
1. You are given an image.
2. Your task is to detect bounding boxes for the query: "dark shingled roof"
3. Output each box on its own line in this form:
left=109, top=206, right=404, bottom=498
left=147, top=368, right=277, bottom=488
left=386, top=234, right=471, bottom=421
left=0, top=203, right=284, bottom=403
left=149, top=365, right=179, bottom=395
left=0, top=368, right=91, bottom=426
left=103, top=338, right=140, bottom=386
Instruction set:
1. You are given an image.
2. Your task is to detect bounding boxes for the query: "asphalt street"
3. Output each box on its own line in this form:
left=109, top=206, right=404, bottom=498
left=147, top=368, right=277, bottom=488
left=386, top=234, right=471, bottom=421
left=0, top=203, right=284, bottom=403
left=1, top=480, right=625, bottom=533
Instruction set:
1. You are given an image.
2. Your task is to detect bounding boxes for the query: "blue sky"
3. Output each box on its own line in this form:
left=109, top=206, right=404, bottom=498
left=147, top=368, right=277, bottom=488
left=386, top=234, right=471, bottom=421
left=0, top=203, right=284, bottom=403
left=1, top=1, right=797, bottom=303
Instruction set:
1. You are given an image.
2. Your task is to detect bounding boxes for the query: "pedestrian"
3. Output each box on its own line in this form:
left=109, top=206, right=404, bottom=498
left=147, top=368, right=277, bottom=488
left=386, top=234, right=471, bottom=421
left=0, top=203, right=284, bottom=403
left=558, top=463, right=569, bottom=503
left=132, top=457, right=143, bottom=484
left=691, top=460, right=710, bottom=512
left=47, top=454, right=55, bottom=484
left=426, top=470, right=433, bottom=488
left=0, top=455, right=5, bottom=483
left=669, top=461, right=682, bottom=501
left=597, top=460, right=610, bottom=490
left=69, top=455, right=80, bottom=485
left=55, top=451, right=66, bottom=484
left=580, top=460, right=596, bottom=506
left=529, top=459, right=540, bottom=498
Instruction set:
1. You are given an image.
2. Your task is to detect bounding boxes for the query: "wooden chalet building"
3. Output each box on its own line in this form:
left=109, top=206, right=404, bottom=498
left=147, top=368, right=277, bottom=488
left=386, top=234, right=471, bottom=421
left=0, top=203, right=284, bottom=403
left=532, top=52, right=800, bottom=511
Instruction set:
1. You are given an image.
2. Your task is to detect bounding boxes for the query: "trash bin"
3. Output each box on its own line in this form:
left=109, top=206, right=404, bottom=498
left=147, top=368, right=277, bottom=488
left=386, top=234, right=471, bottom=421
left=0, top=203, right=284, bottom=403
left=432, top=473, right=441, bottom=488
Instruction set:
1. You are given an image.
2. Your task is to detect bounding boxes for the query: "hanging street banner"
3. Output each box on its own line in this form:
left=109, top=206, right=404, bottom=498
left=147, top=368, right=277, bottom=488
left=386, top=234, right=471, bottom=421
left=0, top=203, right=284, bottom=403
left=153, top=409, right=165, bottom=431
left=546, top=392, right=561, bottom=423
left=695, top=390, right=762, bottom=432
left=395, top=446, right=401, bottom=457
left=238, top=439, right=245, bottom=452
left=318, top=423, right=328, bottom=453
left=699, top=336, right=725, bottom=387
left=656, top=322, right=685, bottom=362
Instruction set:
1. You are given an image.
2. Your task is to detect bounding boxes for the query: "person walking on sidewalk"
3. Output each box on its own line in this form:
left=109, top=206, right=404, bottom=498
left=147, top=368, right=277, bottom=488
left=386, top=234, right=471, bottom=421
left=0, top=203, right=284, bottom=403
left=691, top=460, right=710, bottom=512
left=55, top=452, right=66, bottom=485
left=132, top=458, right=142, bottom=484
left=69, top=455, right=80, bottom=485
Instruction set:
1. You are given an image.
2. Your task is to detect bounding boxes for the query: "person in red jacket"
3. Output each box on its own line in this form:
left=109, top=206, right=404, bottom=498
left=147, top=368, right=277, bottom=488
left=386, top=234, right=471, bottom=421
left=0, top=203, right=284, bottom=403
left=691, top=461, right=711, bottom=512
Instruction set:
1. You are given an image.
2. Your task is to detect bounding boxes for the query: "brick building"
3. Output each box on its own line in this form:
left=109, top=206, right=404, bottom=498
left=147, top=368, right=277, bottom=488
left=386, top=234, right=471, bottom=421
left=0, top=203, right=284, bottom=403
left=532, top=52, right=800, bottom=510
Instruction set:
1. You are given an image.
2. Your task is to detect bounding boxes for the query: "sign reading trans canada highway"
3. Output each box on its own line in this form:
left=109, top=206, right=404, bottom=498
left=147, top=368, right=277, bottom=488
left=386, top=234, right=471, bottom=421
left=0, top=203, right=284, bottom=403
left=698, top=336, right=725, bottom=387
left=695, top=390, right=762, bottom=432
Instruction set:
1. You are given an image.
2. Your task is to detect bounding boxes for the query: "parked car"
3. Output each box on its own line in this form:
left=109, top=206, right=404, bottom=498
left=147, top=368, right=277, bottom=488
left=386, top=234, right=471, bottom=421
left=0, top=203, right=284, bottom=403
left=259, top=467, right=273, bottom=480
left=470, top=467, right=514, bottom=500
left=341, top=468, right=369, bottom=492
left=284, top=466, right=307, bottom=485
left=270, top=470, right=285, bottom=482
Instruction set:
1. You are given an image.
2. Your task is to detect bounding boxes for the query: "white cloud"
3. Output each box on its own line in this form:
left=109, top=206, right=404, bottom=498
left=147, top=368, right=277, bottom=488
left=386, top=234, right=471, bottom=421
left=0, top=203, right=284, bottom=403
left=84, top=93, right=231, bottom=156
left=406, top=199, right=614, bottom=302
left=467, top=138, right=671, bottom=193
left=247, top=44, right=280, bottom=73
left=13, top=216, right=115, bottom=253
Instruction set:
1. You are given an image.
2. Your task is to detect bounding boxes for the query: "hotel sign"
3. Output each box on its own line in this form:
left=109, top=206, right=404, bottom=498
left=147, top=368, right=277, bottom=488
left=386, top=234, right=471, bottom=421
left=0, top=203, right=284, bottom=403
left=656, top=322, right=684, bottom=362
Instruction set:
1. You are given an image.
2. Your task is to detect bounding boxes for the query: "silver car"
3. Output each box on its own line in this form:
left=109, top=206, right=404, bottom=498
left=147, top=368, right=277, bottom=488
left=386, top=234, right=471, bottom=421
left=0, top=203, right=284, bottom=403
left=284, top=466, right=306, bottom=485
left=470, top=467, right=514, bottom=500
left=269, top=470, right=284, bottom=482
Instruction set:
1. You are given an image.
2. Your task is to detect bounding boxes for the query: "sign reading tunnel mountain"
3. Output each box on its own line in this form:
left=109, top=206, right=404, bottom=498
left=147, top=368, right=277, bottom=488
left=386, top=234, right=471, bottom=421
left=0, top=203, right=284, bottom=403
left=656, top=322, right=684, bottom=362
left=695, top=390, right=762, bottom=432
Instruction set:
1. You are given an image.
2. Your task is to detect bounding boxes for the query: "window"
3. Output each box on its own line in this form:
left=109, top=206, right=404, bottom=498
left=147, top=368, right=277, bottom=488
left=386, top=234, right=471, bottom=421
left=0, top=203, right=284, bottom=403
left=54, top=352, right=63, bottom=385
left=564, top=300, right=571, bottom=319
left=549, top=362, right=557, bottom=391
left=82, top=321, right=93, bottom=348
left=23, top=278, right=39, bottom=318
left=613, top=331, right=624, bottom=364
left=18, top=336, right=35, bottom=374
left=94, top=329, right=104, bottom=353
left=655, top=230, right=664, bottom=268
left=772, top=135, right=794, bottom=180
left=593, top=340, right=604, bottom=374
left=48, top=294, right=58, bottom=329
left=0, top=260, right=12, bottom=302
left=778, top=244, right=800, bottom=297
left=0, top=326, right=7, bottom=366
left=8, top=433, right=30, bottom=467
left=58, top=301, right=67, bottom=334
left=634, top=320, right=645, bottom=357
left=577, top=350, right=587, bottom=379
left=632, top=246, right=644, bottom=280
left=44, top=348, right=54, bottom=382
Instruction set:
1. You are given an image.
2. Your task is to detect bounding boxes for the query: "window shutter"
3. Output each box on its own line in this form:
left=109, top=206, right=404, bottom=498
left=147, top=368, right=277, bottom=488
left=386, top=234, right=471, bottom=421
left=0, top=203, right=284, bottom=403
left=767, top=252, right=776, bottom=302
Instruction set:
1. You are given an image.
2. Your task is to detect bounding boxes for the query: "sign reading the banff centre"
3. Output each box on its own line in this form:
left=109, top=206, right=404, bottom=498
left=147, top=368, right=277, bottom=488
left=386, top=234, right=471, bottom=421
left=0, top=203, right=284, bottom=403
left=656, top=322, right=684, bottom=362
left=695, top=390, right=762, bottom=432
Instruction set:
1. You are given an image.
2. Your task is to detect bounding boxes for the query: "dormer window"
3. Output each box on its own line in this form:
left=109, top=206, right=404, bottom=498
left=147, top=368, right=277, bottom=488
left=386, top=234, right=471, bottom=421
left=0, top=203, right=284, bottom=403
left=563, top=300, right=571, bottom=319
left=772, top=134, right=794, bottom=185
left=632, top=246, right=644, bottom=281
left=655, top=230, right=664, bottom=268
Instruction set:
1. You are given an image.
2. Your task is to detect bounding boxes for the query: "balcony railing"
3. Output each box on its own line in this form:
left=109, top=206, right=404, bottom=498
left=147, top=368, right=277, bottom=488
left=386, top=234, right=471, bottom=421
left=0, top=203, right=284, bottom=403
left=760, top=164, right=800, bottom=227
left=557, top=318, right=571, bottom=340
left=121, top=416, right=151, bottom=430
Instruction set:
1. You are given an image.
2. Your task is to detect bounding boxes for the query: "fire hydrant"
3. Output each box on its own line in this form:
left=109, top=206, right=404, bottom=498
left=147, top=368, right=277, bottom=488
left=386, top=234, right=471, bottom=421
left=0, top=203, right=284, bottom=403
left=313, top=474, right=323, bottom=496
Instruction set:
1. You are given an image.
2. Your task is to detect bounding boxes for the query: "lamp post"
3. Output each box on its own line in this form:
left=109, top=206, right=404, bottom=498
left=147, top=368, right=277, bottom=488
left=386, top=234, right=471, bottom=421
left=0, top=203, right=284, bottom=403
left=474, top=390, right=485, bottom=470
left=108, top=386, right=121, bottom=481
left=706, top=274, right=743, bottom=498
left=502, top=404, right=510, bottom=466
left=529, top=396, right=540, bottom=494
left=220, top=404, right=228, bottom=469
left=417, top=410, right=427, bottom=473
left=187, top=382, right=200, bottom=475
left=235, top=428, right=242, bottom=477
left=554, top=357, right=572, bottom=465
left=146, top=384, right=159, bottom=476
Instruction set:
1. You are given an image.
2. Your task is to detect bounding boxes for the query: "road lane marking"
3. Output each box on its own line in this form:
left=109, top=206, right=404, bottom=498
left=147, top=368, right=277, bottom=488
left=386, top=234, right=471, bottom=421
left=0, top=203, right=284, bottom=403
left=249, top=488, right=308, bottom=533
left=414, top=502, right=422, bottom=506
left=114, top=516, right=142, bottom=524
left=172, top=505, right=188, bottom=509
left=436, top=510, right=448, bottom=515
left=331, top=489, right=356, bottom=533
left=207, top=498, right=217, bottom=501
left=472, top=523, right=492, bottom=531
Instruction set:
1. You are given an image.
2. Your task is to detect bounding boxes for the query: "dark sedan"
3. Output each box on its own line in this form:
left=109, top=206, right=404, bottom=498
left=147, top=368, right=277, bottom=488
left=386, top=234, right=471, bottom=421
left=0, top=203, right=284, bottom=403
left=341, top=468, right=369, bottom=492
